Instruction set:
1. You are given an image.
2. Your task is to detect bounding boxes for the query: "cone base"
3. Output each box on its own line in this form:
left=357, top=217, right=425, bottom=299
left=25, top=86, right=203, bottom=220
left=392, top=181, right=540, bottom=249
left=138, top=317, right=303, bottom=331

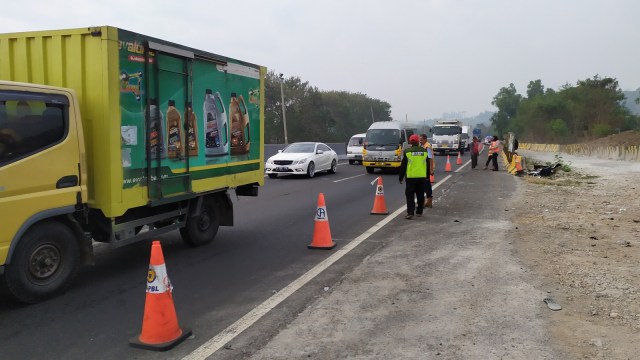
left=370, top=210, right=389, bottom=215
left=308, top=242, right=336, bottom=250
left=129, top=328, right=192, bottom=352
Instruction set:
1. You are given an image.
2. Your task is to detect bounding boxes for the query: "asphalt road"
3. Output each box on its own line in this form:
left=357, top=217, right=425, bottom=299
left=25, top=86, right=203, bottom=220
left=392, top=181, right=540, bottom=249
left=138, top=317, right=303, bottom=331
left=0, top=147, right=472, bottom=360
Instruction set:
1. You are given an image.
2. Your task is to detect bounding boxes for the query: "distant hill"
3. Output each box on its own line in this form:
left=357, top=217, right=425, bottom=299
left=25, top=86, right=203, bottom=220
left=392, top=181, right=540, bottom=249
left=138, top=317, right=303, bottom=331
left=623, top=90, right=640, bottom=115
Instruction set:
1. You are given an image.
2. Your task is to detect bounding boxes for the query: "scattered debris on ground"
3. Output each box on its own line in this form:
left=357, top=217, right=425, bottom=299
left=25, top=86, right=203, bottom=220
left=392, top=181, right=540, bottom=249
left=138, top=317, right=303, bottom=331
left=513, top=152, right=640, bottom=359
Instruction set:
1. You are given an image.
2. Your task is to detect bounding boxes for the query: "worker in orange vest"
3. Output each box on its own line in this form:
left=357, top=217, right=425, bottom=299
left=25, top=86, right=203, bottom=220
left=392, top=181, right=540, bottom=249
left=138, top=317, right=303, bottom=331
left=484, top=135, right=501, bottom=171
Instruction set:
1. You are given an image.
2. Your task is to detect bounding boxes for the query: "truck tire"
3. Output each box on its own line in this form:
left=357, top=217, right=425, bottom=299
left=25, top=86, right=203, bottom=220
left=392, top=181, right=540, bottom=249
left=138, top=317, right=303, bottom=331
left=180, top=198, right=219, bottom=247
left=1, top=221, right=80, bottom=304
left=366, top=166, right=375, bottom=174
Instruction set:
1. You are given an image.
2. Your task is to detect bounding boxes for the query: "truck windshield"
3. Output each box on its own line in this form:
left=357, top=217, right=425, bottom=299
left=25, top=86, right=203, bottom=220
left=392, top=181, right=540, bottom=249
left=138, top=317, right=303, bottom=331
left=433, top=126, right=461, bottom=136
left=348, top=137, right=364, bottom=147
left=365, top=129, right=400, bottom=146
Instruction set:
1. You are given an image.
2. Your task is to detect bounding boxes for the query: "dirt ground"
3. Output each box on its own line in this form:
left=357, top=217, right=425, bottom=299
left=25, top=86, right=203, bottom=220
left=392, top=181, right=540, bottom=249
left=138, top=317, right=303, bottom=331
left=514, top=146, right=640, bottom=359
left=579, top=130, right=640, bottom=147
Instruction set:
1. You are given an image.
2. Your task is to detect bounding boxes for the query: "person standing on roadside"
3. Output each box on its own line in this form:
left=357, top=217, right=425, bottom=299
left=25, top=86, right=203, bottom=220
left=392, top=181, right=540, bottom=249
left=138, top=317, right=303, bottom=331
left=419, top=134, right=435, bottom=208
left=484, top=135, right=501, bottom=171
left=470, top=136, right=480, bottom=169
left=399, top=134, right=428, bottom=219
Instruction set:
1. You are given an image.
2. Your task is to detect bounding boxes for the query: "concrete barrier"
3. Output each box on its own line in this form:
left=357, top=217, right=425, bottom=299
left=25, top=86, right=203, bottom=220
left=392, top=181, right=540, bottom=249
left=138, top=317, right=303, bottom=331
left=520, top=143, right=640, bottom=162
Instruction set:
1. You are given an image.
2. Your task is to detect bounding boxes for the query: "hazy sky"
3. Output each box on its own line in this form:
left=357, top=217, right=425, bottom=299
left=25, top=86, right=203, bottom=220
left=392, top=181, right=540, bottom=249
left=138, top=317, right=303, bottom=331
left=1, top=0, right=638, bottom=121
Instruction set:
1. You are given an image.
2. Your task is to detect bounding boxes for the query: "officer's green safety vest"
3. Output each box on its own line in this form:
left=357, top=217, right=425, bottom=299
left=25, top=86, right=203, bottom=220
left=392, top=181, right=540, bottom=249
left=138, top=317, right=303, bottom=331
left=405, top=148, right=428, bottom=178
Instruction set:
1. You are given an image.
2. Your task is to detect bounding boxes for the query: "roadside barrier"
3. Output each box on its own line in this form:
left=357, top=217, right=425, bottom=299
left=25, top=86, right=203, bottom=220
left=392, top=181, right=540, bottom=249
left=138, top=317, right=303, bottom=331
left=520, top=143, right=640, bottom=162
left=370, top=177, right=389, bottom=215
left=308, top=193, right=336, bottom=249
left=445, top=155, right=452, bottom=172
left=130, top=241, right=191, bottom=351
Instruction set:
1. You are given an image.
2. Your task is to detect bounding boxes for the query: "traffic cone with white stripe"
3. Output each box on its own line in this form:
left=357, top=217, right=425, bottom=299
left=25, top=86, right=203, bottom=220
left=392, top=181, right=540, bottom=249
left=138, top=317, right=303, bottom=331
left=308, top=193, right=336, bottom=249
left=130, top=241, right=191, bottom=351
left=445, top=155, right=452, bottom=172
left=370, top=176, right=389, bottom=215
left=456, top=152, right=462, bottom=165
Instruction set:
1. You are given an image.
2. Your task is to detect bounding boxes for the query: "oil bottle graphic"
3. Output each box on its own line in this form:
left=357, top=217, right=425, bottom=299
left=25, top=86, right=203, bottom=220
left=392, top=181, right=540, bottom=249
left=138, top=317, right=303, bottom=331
left=229, top=92, right=250, bottom=155
left=204, top=89, right=228, bottom=156
left=166, top=99, right=183, bottom=159
left=184, top=101, right=199, bottom=157
left=147, top=98, right=166, bottom=159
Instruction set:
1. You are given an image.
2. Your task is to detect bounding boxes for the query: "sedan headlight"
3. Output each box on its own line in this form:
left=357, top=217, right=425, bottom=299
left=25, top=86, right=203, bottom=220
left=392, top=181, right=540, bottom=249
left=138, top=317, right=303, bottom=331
left=292, top=158, right=308, bottom=165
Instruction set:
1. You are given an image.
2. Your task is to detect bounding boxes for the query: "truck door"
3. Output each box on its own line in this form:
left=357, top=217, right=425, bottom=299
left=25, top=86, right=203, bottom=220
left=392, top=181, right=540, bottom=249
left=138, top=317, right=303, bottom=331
left=0, top=90, right=81, bottom=262
left=145, top=42, right=194, bottom=201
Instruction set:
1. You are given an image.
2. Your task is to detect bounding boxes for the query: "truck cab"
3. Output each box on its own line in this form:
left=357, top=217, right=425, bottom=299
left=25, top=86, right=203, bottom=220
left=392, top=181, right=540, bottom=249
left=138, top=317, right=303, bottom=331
left=430, top=120, right=463, bottom=155
left=362, top=121, right=417, bottom=173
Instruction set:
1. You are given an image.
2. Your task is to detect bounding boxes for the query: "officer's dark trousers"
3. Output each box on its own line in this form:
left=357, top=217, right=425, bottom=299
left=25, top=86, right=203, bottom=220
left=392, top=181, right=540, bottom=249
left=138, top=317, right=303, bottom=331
left=405, top=178, right=426, bottom=215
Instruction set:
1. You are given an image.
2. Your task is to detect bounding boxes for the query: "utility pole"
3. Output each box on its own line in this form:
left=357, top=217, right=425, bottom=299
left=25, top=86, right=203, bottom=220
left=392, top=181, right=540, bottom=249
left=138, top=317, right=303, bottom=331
left=279, top=73, right=288, bottom=144
left=370, top=106, right=375, bottom=123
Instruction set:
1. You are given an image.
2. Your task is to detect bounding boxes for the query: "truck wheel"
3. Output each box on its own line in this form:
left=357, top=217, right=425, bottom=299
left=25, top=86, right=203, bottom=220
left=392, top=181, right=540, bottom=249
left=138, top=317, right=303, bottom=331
left=306, top=162, right=315, bottom=178
left=366, top=166, right=375, bottom=174
left=180, top=198, right=219, bottom=247
left=1, top=221, right=80, bottom=304
left=349, top=160, right=355, bottom=165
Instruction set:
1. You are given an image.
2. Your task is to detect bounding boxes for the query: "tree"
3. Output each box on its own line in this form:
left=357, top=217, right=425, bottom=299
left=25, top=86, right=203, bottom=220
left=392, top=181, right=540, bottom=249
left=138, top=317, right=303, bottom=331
left=526, top=80, right=545, bottom=99
left=490, top=83, right=522, bottom=137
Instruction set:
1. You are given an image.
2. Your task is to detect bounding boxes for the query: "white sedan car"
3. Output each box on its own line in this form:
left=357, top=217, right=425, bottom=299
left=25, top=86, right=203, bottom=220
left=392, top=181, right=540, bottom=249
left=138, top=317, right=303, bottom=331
left=265, top=142, right=338, bottom=178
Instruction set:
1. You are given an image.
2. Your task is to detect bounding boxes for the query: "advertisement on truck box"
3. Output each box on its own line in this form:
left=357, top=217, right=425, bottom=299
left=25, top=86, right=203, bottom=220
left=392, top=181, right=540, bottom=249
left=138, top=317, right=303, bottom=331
left=117, top=30, right=262, bottom=190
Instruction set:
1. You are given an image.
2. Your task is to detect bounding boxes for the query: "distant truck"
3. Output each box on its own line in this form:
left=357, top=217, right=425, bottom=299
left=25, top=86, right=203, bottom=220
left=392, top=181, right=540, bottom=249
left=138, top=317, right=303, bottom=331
left=472, top=127, right=482, bottom=140
left=0, top=26, right=265, bottom=303
left=461, top=125, right=470, bottom=150
left=430, top=120, right=464, bottom=155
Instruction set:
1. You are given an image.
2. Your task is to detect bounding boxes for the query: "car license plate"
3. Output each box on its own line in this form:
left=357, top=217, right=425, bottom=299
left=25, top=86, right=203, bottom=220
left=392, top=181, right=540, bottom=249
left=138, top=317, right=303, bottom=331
left=441, top=144, right=448, bottom=147
left=376, top=162, right=384, bottom=166
left=275, top=167, right=288, bottom=172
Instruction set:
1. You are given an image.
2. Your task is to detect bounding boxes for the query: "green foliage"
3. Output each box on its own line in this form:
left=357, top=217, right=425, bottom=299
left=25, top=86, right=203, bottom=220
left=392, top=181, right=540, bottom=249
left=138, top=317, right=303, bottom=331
left=493, top=75, right=640, bottom=144
left=490, top=83, right=521, bottom=137
left=527, top=80, right=544, bottom=98
left=264, top=71, right=391, bottom=143
left=548, top=118, right=569, bottom=140
left=591, top=123, right=614, bottom=137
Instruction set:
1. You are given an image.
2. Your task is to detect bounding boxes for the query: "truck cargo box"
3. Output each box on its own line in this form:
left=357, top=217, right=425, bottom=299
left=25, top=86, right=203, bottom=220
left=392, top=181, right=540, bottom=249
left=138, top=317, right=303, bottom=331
left=0, top=26, right=265, bottom=218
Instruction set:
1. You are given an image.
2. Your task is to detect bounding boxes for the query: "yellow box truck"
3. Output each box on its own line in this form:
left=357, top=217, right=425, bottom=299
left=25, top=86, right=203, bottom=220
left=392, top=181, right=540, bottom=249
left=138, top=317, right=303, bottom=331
left=0, top=26, right=265, bottom=303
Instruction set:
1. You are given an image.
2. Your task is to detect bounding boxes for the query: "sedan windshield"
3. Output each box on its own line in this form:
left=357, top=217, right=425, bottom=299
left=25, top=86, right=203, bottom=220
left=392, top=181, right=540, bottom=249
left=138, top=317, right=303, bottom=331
left=282, top=143, right=315, bottom=153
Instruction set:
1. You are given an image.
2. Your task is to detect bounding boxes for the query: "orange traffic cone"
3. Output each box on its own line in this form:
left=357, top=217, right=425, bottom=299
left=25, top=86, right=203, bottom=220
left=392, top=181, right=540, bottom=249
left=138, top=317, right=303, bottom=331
left=445, top=155, right=452, bottom=172
left=430, top=174, right=435, bottom=183
left=456, top=152, right=462, bottom=165
left=308, top=193, right=336, bottom=249
left=130, top=241, right=191, bottom=351
left=370, top=176, right=389, bottom=215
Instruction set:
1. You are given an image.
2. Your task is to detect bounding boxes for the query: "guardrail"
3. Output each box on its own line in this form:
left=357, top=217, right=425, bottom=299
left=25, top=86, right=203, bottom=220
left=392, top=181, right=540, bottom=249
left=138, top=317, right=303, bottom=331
left=519, top=143, right=640, bottom=162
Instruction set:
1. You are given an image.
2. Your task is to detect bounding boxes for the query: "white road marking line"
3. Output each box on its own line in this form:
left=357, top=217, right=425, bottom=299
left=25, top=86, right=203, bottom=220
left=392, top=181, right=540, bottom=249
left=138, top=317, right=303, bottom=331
left=333, top=173, right=367, bottom=183
left=455, top=159, right=471, bottom=172
left=182, top=176, right=450, bottom=360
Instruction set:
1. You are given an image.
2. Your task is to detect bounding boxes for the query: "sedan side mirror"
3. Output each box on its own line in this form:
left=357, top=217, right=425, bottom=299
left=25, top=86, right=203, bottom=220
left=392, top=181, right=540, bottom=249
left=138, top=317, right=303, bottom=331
left=316, top=150, right=324, bottom=155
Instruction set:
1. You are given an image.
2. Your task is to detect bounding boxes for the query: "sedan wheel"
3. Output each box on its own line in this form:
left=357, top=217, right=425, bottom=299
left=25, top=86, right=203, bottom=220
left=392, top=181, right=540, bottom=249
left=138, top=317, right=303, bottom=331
left=307, top=162, right=315, bottom=178
left=329, top=159, right=337, bottom=174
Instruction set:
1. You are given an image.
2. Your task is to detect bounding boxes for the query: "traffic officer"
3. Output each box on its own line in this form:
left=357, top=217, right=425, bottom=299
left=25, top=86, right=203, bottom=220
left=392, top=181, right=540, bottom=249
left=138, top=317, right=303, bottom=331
left=399, top=134, right=429, bottom=219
